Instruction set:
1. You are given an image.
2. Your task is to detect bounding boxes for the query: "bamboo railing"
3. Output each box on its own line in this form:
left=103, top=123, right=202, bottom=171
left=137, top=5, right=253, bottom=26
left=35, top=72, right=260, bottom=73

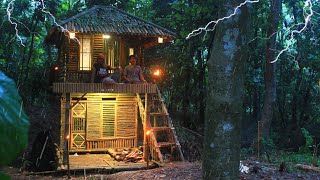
left=53, top=83, right=157, bottom=93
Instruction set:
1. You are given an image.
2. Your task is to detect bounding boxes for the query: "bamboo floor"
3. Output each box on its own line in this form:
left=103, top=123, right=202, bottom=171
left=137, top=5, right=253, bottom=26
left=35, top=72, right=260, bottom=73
left=67, top=153, right=149, bottom=171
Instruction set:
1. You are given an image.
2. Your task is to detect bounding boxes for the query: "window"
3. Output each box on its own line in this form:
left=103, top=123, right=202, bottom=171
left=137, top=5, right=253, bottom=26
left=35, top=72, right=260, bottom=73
left=104, top=39, right=119, bottom=67
left=79, top=35, right=91, bottom=70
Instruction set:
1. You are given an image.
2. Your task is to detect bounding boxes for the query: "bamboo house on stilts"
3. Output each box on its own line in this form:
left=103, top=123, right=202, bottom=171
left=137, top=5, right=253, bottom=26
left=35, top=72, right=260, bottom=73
left=45, top=5, right=183, bottom=171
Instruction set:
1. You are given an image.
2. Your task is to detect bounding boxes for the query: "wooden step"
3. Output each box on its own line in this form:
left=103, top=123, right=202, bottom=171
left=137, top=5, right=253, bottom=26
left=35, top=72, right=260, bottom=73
left=157, top=142, right=176, bottom=147
left=150, top=112, right=168, bottom=116
left=150, top=127, right=173, bottom=132
left=152, top=98, right=164, bottom=102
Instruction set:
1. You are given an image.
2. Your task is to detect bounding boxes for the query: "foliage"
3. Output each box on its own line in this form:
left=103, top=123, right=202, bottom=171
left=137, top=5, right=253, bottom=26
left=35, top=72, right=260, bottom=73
left=278, top=152, right=318, bottom=172
left=0, top=172, right=10, bottom=180
left=299, top=128, right=314, bottom=153
left=0, top=72, right=29, bottom=166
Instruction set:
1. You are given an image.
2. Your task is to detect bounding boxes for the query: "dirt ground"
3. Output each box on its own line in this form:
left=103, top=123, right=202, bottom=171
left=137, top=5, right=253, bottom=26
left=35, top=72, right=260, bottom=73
left=3, top=161, right=320, bottom=180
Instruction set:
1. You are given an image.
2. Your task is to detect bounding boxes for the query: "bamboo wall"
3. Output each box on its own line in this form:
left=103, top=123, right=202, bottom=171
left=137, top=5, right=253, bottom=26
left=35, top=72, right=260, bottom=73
left=61, top=93, right=138, bottom=152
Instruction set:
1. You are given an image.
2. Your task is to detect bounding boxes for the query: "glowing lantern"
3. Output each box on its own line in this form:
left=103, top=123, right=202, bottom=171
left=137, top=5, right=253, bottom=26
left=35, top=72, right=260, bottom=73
left=146, top=130, right=151, bottom=136
left=153, top=69, right=160, bottom=77
left=103, top=34, right=111, bottom=39
left=158, top=37, right=163, bottom=43
left=69, top=32, right=75, bottom=39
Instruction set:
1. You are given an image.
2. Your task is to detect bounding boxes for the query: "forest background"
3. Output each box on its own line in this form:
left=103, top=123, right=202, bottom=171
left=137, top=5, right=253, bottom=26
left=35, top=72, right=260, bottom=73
left=0, top=0, right=320, bottom=176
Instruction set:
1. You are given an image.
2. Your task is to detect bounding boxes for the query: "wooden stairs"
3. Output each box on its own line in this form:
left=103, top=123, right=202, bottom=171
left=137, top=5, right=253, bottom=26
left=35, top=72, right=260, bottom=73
left=137, top=87, right=184, bottom=164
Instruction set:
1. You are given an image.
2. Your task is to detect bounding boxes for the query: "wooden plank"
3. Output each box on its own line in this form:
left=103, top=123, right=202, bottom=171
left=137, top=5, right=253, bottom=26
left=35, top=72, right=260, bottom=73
left=157, top=142, right=176, bottom=147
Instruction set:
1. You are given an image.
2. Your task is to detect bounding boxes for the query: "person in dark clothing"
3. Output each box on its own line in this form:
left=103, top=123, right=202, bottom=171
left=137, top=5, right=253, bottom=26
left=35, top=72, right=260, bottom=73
left=91, top=53, right=118, bottom=83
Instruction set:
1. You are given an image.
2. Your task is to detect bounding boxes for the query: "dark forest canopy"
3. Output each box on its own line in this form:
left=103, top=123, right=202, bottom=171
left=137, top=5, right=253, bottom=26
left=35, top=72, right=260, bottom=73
left=0, top=0, right=320, bottom=178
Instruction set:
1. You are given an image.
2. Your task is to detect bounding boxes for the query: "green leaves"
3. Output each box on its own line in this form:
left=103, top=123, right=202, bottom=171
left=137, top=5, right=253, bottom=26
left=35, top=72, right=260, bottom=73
left=0, top=72, right=29, bottom=167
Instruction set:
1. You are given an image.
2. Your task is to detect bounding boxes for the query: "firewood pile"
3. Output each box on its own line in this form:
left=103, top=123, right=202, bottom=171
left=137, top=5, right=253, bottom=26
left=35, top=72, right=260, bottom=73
left=107, top=148, right=143, bottom=163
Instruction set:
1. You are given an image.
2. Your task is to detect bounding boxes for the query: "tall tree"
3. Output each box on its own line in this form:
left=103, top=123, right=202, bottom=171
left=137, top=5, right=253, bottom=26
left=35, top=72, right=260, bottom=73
left=202, top=0, right=249, bottom=179
left=260, top=0, right=282, bottom=138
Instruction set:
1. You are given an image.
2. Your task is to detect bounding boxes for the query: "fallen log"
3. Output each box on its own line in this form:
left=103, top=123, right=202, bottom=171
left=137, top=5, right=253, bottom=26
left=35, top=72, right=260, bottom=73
left=295, top=164, right=320, bottom=172
left=107, top=148, right=121, bottom=157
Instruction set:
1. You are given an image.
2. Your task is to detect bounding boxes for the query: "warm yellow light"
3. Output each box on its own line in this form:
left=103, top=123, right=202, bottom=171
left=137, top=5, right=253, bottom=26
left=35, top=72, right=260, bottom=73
left=66, top=135, right=70, bottom=139
left=158, top=37, right=163, bottom=43
left=153, top=69, right=160, bottom=76
left=54, top=66, right=59, bottom=71
left=103, top=34, right=111, bottom=39
left=69, top=32, right=75, bottom=39
left=146, top=130, right=151, bottom=136
left=129, top=48, right=134, bottom=56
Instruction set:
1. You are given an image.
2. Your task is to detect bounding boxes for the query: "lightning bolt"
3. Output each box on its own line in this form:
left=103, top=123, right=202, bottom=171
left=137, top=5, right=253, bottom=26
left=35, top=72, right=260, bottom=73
left=186, top=0, right=260, bottom=40
left=6, top=0, right=25, bottom=46
left=186, top=0, right=315, bottom=64
left=6, top=0, right=80, bottom=45
left=40, top=0, right=80, bottom=44
left=271, top=0, right=313, bottom=63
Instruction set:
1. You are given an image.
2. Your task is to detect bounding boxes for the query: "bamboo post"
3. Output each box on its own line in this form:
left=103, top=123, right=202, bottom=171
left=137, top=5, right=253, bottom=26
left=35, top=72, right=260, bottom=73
left=64, top=93, right=71, bottom=178
left=146, top=131, right=150, bottom=169
left=143, top=93, right=150, bottom=161
left=258, top=120, right=260, bottom=161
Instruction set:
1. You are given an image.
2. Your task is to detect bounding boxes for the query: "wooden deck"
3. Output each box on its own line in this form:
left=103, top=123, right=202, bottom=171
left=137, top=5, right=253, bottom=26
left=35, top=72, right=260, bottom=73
left=53, top=83, right=157, bottom=93
left=68, top=154, right=149, bottom=171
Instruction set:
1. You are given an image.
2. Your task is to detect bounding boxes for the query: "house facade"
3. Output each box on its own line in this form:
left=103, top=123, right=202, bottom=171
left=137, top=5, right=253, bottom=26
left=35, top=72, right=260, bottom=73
left=45, top=5, right=183, bottom=168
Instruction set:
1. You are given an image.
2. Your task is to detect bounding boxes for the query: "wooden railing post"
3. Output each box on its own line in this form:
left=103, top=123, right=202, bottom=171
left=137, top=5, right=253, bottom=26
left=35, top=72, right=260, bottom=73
left=143, top=93, right=150, bottom=161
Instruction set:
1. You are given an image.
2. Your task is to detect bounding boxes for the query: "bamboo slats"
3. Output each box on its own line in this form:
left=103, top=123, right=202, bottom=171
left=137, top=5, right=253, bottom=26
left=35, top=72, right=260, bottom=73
left=117, top=103, right=136, bottom=137
left=87, top=103, right=101, bottom=139
left=86, top=138, right=136, bottom=149
left=53, top=83, right=157, bottom=93
left=102, top=103, right=115, bottom=137
left=93, top=34, right=103, bottom=58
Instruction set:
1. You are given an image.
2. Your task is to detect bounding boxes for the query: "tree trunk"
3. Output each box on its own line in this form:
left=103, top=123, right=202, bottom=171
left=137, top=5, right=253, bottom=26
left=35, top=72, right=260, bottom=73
left=252, top=13, right=261, bottom=121
left=197, top=49, right=205, bottom=126
left=260, top=0, right=282, bottom=139
left=202, top=0, right=249, bottom=179
left=182, top=41, right=194, bottom=128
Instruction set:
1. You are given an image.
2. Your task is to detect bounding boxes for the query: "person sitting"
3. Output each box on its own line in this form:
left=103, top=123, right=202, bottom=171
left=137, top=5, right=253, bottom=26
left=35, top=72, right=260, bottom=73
left=91, top=53, right=118, bottom=84
left=123, top=55, right=147, bottom=84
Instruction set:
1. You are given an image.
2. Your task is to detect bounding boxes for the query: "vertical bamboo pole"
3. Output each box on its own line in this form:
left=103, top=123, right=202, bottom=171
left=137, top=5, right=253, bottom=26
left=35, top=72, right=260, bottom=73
left=143, top=93, right=150, bottom=161
left=146, top=134, right=149, bottom=169
left=258, top=120, right=260, bottom=161
left=64, top=93, right=71, bottom=177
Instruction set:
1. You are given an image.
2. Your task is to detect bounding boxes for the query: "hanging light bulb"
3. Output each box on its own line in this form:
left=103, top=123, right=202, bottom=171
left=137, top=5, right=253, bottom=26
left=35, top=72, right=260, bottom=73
left=158, top=37, right=163, bottom=43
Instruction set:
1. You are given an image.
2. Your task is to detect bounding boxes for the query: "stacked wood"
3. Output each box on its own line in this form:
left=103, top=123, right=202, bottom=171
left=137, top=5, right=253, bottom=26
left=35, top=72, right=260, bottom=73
left=107, top=148, right=121, bottom=158
left=107, top=148, right=143, bottom=163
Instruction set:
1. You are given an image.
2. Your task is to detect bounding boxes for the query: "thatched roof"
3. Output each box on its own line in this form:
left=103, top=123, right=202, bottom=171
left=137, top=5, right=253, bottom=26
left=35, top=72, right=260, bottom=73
left=45, top=5, right=175, bottom=43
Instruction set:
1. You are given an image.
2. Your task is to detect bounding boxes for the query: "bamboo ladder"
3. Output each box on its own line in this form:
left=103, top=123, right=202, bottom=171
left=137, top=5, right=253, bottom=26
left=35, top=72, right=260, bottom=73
left=137, top=87, right=184, bottom=164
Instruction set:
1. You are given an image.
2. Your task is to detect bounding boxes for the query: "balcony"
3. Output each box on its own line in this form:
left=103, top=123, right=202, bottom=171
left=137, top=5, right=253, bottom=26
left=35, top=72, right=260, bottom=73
left=52, top=83, right=157, bottom=93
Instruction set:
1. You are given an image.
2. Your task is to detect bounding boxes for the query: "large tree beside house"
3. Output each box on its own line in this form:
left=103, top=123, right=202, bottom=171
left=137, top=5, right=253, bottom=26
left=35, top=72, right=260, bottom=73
left=202, top=0, right=250, bottom=179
